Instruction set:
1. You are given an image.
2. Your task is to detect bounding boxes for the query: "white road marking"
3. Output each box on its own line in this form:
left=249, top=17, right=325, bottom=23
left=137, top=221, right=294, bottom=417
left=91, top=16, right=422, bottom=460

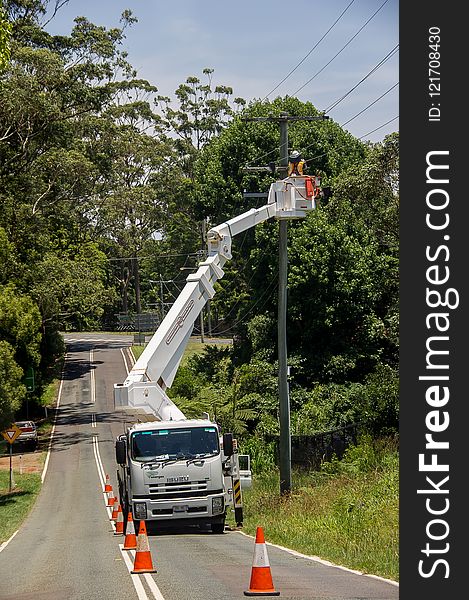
left=0, top=529, right=19, bottom=554
left=91, top=431, right=163, bottom=598
left=41, top=357, right=67, bottom=484
left=121, top=347, right=130, bottom=375
left=143, top=572, right=166, bottom=600
left=89, top=341, right=164, bottom=599
left=120, top=546, right=166, bottom=600
left=92, top=435, right=114, bottom=526
left=65, top=338, right=133, bottom=344
left=120, top=547, right=151, bottom=600
left=90, top=349, right=96, bottom=404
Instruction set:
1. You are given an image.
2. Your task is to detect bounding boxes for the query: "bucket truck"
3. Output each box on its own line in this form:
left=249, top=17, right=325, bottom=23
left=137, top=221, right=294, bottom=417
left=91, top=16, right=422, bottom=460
left=113, top=174, right=320, bottom=532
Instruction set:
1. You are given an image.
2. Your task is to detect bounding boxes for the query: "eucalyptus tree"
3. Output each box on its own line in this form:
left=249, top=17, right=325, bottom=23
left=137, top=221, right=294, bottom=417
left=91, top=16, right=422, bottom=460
left=157, top=68, right=245, bottom=177
left=0, top=3, right=11, bottom=71
left=0, top=1, right=173, bottom=322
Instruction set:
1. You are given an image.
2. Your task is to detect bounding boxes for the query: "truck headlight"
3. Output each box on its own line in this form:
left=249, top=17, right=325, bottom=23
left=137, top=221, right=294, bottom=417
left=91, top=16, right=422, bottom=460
left=212, top=497, right=224, bottom=515
left=133, top=502, right=147, bottom=520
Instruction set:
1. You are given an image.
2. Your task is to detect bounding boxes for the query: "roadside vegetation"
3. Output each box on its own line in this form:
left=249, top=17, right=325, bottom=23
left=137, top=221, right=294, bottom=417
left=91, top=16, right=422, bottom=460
left=231, top=436, right=398, bottom=582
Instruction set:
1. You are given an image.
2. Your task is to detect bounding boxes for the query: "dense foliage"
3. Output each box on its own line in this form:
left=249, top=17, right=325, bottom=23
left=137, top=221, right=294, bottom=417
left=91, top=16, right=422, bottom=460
left=0, top=1, right=398, bottom=438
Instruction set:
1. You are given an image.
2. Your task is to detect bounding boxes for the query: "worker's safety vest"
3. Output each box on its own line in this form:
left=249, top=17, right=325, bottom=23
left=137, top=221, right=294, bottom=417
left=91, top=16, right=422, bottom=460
left=288, top=160, right=306, bottom=176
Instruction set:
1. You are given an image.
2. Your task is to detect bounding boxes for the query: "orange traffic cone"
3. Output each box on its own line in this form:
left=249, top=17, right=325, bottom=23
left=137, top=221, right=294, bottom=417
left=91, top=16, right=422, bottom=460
left=107, top=487, right=116, bottom=508
left=123, top=511, right=137, bottom=550
left=114, top=504, right=124, bottom=535
left=131, top=520, right=157, bottom=574
left=111, top=498, right=119, bottom=521
left=103, top=473, right=112, bottom=494
left=244, top=527, right=280, bottom=596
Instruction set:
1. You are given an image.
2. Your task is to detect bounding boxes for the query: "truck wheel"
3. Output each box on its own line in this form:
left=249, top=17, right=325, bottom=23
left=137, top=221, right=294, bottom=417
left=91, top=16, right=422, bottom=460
left=211, top=522, right=225, bottom=534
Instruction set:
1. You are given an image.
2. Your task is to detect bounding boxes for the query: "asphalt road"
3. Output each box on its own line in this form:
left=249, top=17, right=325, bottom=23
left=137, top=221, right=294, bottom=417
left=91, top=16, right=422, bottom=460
left=0, top=333, right=399, bottom=600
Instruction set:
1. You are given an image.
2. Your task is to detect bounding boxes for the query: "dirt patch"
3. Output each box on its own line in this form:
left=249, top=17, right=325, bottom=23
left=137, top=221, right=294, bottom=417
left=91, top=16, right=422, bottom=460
left=0, top=448, right=44, bottom=474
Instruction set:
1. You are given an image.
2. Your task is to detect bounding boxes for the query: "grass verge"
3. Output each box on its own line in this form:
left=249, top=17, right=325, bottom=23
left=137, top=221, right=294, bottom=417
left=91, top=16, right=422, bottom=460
left=0, top=471, right=42, bottom=543
left=0, top=363, right=62, bottom=543
left=229, top=440, right=398, bottom=582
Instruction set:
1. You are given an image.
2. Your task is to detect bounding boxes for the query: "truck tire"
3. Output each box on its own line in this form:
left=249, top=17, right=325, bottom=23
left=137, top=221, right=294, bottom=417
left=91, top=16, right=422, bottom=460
left=211, top=522, right=225, bottom=534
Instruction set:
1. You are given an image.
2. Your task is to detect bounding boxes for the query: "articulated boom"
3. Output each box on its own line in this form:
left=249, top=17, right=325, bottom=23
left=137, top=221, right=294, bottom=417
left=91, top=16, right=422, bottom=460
left=113, top=176, right=318, bottom=419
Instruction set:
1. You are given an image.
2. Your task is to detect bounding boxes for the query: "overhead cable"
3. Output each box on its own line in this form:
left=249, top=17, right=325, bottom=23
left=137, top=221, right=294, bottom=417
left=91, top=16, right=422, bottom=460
left=324, top=43, right=399, bottom=113
left=262, top=0, right=357, bottom=101
left=358, top=115, right=398, bottom=140
left=341, top=82, right=398, bottom=126
left=291, top=0, right=391, bottom=96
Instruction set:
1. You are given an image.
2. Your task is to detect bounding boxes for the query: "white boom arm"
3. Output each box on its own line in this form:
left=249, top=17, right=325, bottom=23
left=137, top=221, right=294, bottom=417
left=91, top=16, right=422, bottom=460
left=114, top=176, right=318, bottom=420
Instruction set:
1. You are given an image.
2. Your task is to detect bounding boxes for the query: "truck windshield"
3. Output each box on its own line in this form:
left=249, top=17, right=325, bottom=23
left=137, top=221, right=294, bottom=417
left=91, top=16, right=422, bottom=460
left=131, top=427, right=219, bottom=462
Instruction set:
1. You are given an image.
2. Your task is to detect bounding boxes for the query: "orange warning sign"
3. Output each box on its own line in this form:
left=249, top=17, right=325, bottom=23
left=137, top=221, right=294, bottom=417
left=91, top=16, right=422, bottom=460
left=1, top=424, right=22, bottom=444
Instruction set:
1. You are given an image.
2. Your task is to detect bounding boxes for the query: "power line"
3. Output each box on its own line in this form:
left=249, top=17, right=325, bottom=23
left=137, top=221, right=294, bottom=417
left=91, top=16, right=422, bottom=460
left=254, top=83, right=399, bottom=170
left=106, top=251, right=202, bottom=261
left=341, top=82, right=398, bottom=126
left=291, top=0, right=391, bottom=97
left=298, top=113, right=398, bottom=168
left=358, top=115, right=398, bottom=140
left=324, top=44, right=399, bottom=113
left=243, top=0, right=394, bottom=169
left=211, top=275, right=278, bottom=336
left=262, top=0, right=357, bottom=101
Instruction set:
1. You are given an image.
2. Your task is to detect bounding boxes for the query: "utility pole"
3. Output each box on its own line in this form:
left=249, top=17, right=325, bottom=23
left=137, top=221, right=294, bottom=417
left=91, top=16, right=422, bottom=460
left=200, top=218, right=207, bottom=343
left=243, top=111, right=328, bottom=494
left=160, top=277, right=164, bottom=320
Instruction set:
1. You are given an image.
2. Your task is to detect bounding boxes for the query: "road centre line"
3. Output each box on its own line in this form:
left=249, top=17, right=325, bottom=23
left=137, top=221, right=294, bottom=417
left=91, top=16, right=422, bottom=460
left=92, top=435, right=114, bottom=525
left=142, top=570, right=166, bottom=600
left=90, top=349, right=96, bottom=404
left=120, top=547, right=153, bottom=600
left=91, top=413, right=97, bottom=428
left=90, top=343, right=163, bottom=599
left=120, top=546, right=166, bottom=600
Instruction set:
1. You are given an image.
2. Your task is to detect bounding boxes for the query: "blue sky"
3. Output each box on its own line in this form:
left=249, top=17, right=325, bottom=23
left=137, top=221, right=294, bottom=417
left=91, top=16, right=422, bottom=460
left=46, top=0, right=398, bottom=144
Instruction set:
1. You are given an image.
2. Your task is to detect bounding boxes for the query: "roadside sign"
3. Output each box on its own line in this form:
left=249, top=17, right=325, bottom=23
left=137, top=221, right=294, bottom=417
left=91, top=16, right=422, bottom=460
left=1, top=424, right=22, bottom=444
left=24, top=366, right=35, bottom=392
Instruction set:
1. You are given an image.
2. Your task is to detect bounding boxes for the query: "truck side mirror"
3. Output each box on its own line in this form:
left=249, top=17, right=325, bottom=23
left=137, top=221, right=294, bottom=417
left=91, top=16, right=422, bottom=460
left=223, top=433, right=233, bottom=457
left=115, top=438, right=127, bottom=465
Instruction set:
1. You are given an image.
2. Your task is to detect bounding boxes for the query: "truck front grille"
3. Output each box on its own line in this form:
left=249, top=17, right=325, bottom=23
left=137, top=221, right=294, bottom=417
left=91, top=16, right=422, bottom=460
left=148, top=481, right=223, bottom=500
left=152, top=506, right=208, bottom=516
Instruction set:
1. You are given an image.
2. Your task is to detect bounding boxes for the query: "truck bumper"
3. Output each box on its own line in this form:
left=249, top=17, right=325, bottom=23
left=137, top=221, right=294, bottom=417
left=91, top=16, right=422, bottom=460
left=132, top=493, right=226, bottom=522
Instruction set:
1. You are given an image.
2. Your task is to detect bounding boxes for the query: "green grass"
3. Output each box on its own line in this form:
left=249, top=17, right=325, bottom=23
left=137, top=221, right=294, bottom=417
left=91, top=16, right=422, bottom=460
left=0, top=471, right=42, bottom=542
left=40, top=378, right=61, bottom=408
left=230, top=448, right=399, bottom=582
left=0, top=369, right=61, bottom=542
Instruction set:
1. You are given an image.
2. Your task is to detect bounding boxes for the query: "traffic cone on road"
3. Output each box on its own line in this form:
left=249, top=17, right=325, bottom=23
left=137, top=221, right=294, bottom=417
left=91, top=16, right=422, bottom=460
left=244, top=527, right=280, bottom=596
left=123, top=511, right=137, bottom=550
left=114, top=504, right=124, bottom=535
left=107, top=487, right=116, bottom=508
left=131, top=520, right=157, bottom=574
left=111, top=498, right=119, bottom=521
left=103, top=473, right=112, bottom=494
